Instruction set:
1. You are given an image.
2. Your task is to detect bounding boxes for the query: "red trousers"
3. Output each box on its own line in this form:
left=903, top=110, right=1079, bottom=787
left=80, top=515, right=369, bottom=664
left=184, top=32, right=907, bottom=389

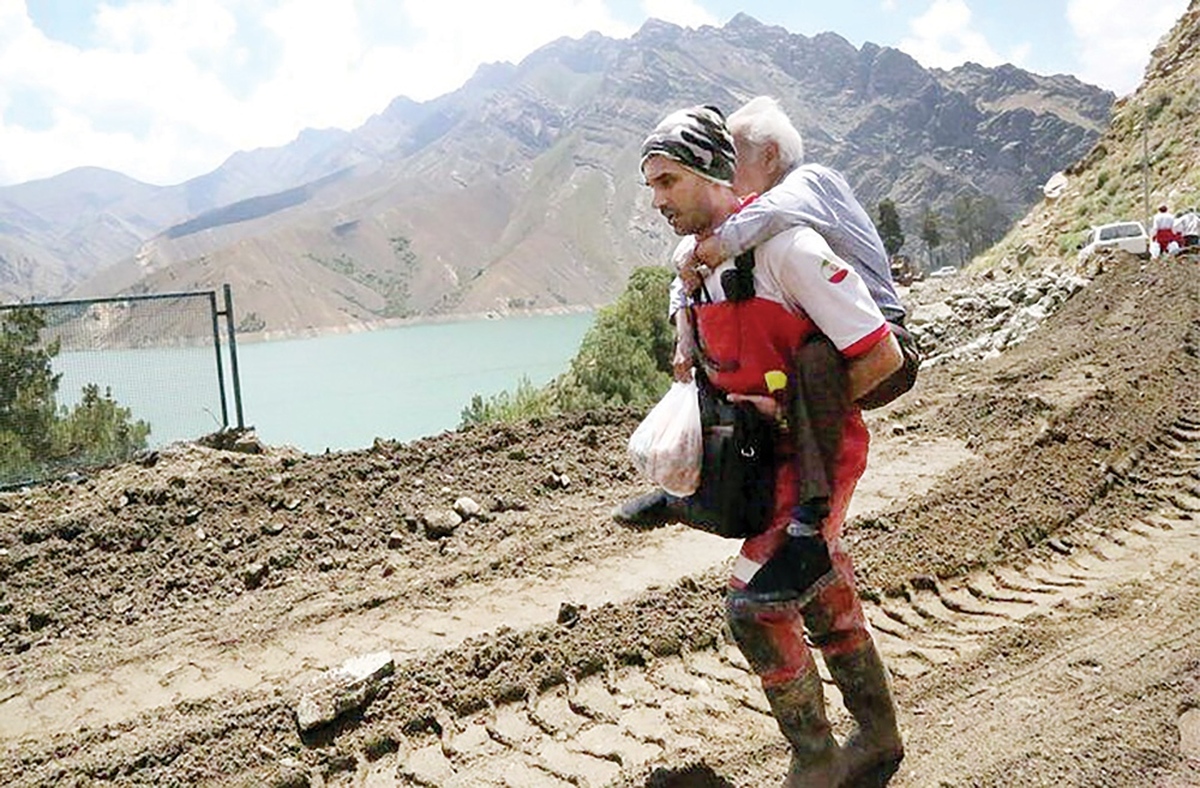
left=726, top=409, right=872, bottom=687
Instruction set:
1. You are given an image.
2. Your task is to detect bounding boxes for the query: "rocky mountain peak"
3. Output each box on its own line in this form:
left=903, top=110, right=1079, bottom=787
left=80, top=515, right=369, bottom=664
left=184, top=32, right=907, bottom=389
left=631, top=17, right=684, bottom=44
left=2, top=14, right=1123, bottom=337
left=725, top=12, right=765, bottom=31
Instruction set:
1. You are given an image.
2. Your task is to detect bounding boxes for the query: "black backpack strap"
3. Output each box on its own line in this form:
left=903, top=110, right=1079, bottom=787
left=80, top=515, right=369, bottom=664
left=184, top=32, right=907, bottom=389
left=687, top=248, right=756, bottom=376
left=723, top=250, right=757, bottom=303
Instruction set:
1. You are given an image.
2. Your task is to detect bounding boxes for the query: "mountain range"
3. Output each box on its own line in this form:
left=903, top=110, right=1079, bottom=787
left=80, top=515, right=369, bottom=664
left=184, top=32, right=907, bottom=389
left=0, top=14, right=1115, bottom=335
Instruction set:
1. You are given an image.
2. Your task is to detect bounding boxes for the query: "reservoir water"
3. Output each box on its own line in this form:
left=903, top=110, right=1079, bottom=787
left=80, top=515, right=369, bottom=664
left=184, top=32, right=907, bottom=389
left=54, top=312, right=594, bottom=454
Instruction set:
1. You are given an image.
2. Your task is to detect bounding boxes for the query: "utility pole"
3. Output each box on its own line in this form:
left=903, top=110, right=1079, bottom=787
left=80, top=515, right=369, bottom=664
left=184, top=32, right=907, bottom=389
left=1142, top=99, right=1151, bottom=229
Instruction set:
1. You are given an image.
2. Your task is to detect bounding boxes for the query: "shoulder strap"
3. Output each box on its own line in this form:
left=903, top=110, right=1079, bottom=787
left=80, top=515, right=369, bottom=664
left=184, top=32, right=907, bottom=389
left=686, top=248, right=756, bottom=375
left=724, top=250, right=756, bottom=303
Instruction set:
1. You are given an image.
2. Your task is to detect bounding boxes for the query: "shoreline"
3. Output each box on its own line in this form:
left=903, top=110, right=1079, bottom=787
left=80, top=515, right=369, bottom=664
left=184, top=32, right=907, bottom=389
left=235, top=304, right=596, bottom=345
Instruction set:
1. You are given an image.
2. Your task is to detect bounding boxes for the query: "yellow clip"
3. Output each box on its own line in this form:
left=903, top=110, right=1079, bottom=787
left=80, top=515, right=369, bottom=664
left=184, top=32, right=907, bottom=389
left=765, top=369, right=788, bottom=393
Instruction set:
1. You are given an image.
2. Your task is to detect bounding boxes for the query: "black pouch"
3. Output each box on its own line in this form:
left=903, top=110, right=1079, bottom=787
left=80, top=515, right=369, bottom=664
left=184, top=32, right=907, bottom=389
left=678, top=250, right=777, bottom=539
left=678, top=373, right=777, bottom=539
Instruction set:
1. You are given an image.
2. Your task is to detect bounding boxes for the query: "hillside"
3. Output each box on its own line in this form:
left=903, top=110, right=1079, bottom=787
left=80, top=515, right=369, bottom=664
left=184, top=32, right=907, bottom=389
left=980, top=0, right=1200, bottom=269
left=1, top=14, right=1112, bottom=335
left=1, top=247, right=1198, bottom=787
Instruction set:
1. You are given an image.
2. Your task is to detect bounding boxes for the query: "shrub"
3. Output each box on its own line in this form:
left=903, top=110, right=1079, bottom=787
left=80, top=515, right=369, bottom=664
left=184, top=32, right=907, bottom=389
left=460, top=266, right=675, bottom=426
left=1, top=309, right=151, bottom=484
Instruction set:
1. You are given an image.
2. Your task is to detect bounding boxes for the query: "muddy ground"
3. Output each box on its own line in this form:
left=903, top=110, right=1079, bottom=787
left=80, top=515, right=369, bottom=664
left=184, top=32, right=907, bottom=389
left=1, top=254, right=1199, bottom=787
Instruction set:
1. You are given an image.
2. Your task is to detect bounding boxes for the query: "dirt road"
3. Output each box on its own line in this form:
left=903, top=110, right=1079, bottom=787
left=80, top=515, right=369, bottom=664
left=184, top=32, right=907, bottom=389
left=1, top=255, right=1198, bottom=786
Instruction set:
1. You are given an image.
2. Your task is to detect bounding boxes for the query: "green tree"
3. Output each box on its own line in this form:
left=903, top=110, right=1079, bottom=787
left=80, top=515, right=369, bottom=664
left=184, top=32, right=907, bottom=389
left=459, top=376, right=558, bottom=426
left=0, top=308, right=60, bottom=459
left=0, top=431, right=34, bottom=480
left=876, top=199, right=905, bottom=257
left=1, top=308, right=151, bottom=482
left=53, top=384, right=151, bottom=465
left=460, top=265, right=676, bottom=427
left=950, top=192, right=1010, bottom=264
left=919, top=206, right=942, bottom=270
left=569, top=266, right=674, bottom=405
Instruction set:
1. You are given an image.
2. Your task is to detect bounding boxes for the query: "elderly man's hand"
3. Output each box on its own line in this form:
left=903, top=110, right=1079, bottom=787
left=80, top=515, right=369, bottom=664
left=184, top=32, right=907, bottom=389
left=693, top=235, right=725, bottom=269
left=678, top=254, right=706, bottom=293
left=726, top=392, right=779, bottom=420
left=678, top=235, right=727, bottom=294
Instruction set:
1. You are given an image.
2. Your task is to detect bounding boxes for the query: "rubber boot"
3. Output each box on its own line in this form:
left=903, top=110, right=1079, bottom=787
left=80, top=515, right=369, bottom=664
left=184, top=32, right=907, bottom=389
left=823, top=641, right=904, bottom=787
left=762, top=669, right=840, bottom=788
left=611, top=489, right=675, bottom=528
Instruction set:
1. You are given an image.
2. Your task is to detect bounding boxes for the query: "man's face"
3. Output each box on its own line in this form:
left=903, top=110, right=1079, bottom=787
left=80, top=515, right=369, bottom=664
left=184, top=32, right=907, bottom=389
left=732, top=134, right=773, bottom=197
left=643, top=155, right=721, bottom=236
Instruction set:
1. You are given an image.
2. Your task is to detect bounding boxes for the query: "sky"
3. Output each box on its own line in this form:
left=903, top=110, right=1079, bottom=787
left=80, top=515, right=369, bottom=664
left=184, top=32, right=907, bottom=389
left=0, top=0, right=1191, bottom=188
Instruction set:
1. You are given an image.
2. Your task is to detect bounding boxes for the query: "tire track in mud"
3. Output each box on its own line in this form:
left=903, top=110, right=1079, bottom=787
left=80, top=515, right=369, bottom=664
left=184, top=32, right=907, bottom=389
left=0, top=525, right=735, bottom=742
left=0, top=435, right=969, bottom=746
left=2, top=418, right=1195, bottom=787
left=322, top=415, right=1200, bottom=787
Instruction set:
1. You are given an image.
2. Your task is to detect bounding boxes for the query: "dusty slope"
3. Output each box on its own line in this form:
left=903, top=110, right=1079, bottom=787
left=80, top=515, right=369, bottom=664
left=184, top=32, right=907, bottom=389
left=982, top=0, right=1200, bottom=271
left=1, top=253, right=1199, bottom=787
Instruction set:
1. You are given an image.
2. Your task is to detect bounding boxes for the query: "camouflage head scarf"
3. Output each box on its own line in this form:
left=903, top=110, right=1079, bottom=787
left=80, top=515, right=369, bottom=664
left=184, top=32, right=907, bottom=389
left=640, top=104, right=736, bottom=186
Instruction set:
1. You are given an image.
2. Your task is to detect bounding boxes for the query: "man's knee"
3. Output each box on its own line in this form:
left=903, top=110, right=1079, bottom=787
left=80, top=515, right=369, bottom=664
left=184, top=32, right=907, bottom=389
left=801, top=575, right=872, bottom=657
left=725, top=595, right=806, bottom=679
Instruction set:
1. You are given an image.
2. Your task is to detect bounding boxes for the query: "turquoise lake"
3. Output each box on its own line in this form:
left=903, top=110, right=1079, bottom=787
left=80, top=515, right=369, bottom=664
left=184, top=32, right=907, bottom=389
left=54, top=312, right=595, bottom=454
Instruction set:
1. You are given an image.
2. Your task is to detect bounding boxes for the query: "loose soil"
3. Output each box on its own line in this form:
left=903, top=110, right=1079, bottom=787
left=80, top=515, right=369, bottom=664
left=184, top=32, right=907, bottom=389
left=2, top=255, right=1199, bottom=787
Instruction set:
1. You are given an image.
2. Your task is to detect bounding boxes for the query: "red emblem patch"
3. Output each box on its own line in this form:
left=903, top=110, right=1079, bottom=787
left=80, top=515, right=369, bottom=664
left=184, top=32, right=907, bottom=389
left=821, top=259, right=849, bottom=284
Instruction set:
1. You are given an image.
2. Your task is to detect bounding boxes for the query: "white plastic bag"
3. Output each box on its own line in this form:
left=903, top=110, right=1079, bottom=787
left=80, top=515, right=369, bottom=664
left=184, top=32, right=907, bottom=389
left=627, top=380, right=702, bottom=497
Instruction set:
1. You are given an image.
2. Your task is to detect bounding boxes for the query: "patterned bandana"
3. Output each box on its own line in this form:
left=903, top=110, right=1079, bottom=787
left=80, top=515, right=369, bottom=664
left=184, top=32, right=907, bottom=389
left=640, top=104, right=736, bottom=186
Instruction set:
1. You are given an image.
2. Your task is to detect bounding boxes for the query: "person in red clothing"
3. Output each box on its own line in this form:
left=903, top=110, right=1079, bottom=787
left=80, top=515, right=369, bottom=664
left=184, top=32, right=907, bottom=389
left=638, top=104, right=905, bottom=787
left=1152, top=204, right=1178, bottom=258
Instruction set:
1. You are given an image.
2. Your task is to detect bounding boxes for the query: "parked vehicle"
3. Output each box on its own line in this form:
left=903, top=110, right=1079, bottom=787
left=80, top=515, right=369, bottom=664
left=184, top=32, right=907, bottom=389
left=1077, top=221, right=1149, bottom=260
left=889, top=254, right=923, bottom=286
left=929, top=266, right=958, bottom=278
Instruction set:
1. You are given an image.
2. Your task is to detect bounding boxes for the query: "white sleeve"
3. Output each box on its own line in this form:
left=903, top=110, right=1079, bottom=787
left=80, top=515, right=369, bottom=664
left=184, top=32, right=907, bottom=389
left=668, top=276, right=685, bottom=320
left=666, top=238, right=696, bottom=320
left=758, top=227, right=889, bottom=357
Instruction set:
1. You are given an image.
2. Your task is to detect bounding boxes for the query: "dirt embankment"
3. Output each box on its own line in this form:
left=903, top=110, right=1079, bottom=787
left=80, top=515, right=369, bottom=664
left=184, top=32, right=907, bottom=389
left=1, top=255, right=1199, bottom=787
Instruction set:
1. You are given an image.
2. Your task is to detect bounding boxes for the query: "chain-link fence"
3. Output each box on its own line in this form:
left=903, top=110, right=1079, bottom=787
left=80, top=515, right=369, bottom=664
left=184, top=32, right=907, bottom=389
left=0, top=286, right=243, bottom=488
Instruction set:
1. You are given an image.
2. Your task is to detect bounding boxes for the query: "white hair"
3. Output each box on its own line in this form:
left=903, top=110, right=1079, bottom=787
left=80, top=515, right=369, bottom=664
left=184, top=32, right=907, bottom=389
left=727, top=96, right=804, bottom=169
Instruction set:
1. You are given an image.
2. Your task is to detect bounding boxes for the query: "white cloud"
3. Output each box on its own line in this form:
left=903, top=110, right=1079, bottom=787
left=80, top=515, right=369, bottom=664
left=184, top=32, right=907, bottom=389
left=897, top=0, right=1027, bottom=70
left=7, top=0, right=1181, bottom=188
left=1067, top=0, right=1190, bottom=95
left=0, top=0, right=638, bottom=187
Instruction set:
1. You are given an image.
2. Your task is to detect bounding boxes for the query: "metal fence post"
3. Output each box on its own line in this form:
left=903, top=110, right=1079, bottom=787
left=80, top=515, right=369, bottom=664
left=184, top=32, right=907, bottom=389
left=222, top=284, right=245, bottom=430
left=208, top=290, right=231, bottom=429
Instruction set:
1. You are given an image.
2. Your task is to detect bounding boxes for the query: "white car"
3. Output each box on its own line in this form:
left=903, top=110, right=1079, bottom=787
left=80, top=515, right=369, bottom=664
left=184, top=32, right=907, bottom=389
left=1078, top=221, right=1149, bottom=260
left=929, top=266, right=958, bottom=278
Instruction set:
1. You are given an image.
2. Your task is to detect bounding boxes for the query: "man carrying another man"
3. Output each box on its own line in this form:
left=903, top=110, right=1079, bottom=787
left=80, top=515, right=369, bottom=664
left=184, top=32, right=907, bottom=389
left=620, top=96, right=917, bottom=540
left=635, top=103, right=906, bottom=786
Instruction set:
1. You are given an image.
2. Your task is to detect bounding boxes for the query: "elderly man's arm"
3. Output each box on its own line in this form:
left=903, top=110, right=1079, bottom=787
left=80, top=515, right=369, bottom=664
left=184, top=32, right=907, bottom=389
left=847, top=331, right=903, bottom=403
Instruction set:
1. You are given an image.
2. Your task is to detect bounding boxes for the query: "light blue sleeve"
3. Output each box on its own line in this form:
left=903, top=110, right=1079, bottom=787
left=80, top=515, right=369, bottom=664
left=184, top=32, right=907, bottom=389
left=714, top=168, right=832, bottom=259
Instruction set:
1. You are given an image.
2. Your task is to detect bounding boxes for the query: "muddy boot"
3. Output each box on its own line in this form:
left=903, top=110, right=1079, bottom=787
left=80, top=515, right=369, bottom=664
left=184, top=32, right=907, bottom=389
left=824, top=641, right=904, bottom=787
left=763, top=669, right=840, bottom=788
